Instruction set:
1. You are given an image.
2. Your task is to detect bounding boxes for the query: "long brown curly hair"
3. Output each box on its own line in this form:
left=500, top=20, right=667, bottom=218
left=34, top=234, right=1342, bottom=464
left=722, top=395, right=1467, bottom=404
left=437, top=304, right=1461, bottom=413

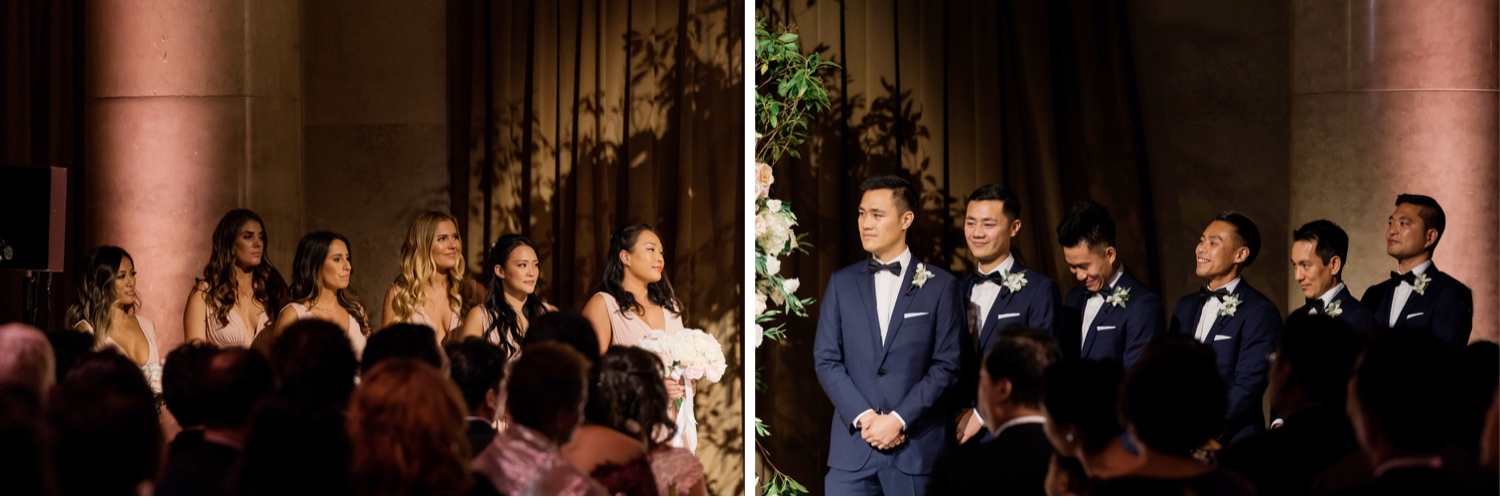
left=198, top=209, right=287, bottom=328
left=348, top=359, right=471, bottom=495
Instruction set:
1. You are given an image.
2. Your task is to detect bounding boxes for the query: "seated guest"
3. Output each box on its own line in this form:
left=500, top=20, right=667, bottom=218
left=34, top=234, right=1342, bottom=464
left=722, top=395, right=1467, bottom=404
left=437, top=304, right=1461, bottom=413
left=1040, top=359, right=1140, bottom=482
left=1218, top=314, right=1362, bottom=495
left=48, top=351, right=162, bottom=495
left=0, top=385, right=53, bottom=494
left=239, top=320, right=357, bottom=495
left=445, top=337, right=507, bottom=454
left=474, top=342, right=605, bottom=495
left=0, top=323, right=54, bottom=398
left=157, top=347, right=273, bottom=495
left=360, top=322, right=445, bottom=375
left=522, top=311, right=603, bottom=365
left=349, top=359, right=474, bottom=495
left=1344, top=327, right=1486, bottom=495
left=1481, top=388, right=1497, bottom=476
left=45, top=328, right=95, bottom=384
left=1096, top=336, right=1254, bottom=495
left=159, top=341, right=220, bottom=458
left=1045, top=454, right=1092, bottom=497
left=1452, top=342, right=1499, bottom=460
left=929, top=326, right=1060, bottom=495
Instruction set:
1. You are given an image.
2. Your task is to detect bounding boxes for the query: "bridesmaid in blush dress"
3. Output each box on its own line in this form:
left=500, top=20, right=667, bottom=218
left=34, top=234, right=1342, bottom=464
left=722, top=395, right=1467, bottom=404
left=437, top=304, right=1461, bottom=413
left=67, top=246, right=162, bottom=395
left=183, top=209, right=288, bottom=348
left=270, top=231, right=370, bottom=357
left=382, top=211, right=467, bottom=343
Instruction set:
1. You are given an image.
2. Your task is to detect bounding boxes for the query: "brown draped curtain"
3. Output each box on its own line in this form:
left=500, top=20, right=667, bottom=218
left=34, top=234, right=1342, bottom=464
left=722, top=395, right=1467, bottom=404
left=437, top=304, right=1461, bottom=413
left=447, top=0, right=745, bottom=494
left=757, top=0, right=1157, bottom=492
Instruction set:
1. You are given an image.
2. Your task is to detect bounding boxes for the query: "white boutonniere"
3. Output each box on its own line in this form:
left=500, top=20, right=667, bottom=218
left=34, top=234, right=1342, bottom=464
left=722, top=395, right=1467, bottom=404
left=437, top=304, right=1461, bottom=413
left=1106, top=286, right=1130, bottom=308
left=1000, top=270, right=1028, bottom=294
left=1218, top=294, right=1242, bottom=317
left=1324, top=299, right=1343, bottom=318
left=908, top=264, right=935, bottom=295
left=1413, top=272, right=1431, bottom=295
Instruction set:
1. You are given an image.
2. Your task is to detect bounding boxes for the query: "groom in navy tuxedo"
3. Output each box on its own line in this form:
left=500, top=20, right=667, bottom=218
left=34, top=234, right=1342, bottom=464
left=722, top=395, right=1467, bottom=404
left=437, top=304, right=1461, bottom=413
left=814, top=175, right=963, bottom=495
left=1287, top=220, right=1375, bottom=330
left=1360, top=194, right=1474, bottom=352
left=1168, top=211, right=1281, bottom=445
left=953, top=185, right=1059, bottom=446
left=1056, top=201, right=1164, bottom=369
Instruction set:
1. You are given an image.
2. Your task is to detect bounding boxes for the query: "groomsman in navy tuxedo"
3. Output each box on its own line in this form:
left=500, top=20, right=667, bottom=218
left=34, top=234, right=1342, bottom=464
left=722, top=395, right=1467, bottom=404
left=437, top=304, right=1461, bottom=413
left=1287, top=220, right=1375, bottom=330
left=814, top=175, right=963, bottom=495
left=1168, top=212, right=1281, bottom=445
left=953, top=185, right=1059, bottom=446
left=1056, top=201, right=1164, bottom=369
left=1360, top=194, right=1474, bottom=352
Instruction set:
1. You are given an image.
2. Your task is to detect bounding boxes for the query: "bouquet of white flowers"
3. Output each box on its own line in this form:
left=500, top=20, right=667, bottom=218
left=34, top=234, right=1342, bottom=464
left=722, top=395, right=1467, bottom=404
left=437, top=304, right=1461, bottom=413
left=636, top=328, right=725, bottom=454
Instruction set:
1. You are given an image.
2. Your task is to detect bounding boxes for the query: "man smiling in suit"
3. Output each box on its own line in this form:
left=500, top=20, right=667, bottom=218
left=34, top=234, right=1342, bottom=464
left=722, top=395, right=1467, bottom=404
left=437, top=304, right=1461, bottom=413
left=1169, top=211, right=1281, bottom=445
left=1057, top=200, right=1164, bottom=369
left=953, top=184, right=1059, bottom=446
left=1361, top=194, right=1474, bottom=351
left=814, top=175, right=963, bottom=495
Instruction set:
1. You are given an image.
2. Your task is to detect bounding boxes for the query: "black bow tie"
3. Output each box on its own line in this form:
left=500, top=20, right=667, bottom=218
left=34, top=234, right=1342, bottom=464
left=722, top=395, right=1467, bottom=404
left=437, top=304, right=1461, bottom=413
left=869, top=259, right=902, bottom=276
left=1305, top=297, right=1321, bottom=309
left=1087, top=286, right=1114, bottom=298
left=970, top=271, right=1005, bottom=286
left=1198, top=287, right=1230, bottom=302
left=1390, top=271, right=1418, bottom=286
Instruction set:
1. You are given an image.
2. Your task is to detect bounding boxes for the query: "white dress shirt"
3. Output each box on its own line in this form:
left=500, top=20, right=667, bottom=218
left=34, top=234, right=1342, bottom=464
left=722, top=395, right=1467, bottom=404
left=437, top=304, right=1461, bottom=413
left=1081, top=267, right=1126, bottom=350
left=1195, top=277, right=1241, bottom=342
left=1388, top=260, right=1432, bottom=327
left=855, top=247, right=913, bottom=431
left=969, top=254, right=1016, bottom=332
left=1306, top=282, right=1345, bottom=315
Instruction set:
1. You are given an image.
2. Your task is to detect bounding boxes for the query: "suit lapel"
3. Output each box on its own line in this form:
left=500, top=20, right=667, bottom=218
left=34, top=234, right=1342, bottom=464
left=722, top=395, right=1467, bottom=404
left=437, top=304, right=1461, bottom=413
left=1080, top=299, right=1114, bottom=357
left=1396, top=265, right=1438, bottom=324
left=980, top=277, right=1018, bottom=352
left=880, top=264, right=921, bottom=364
left=1206, top=284, right=1246, bottom=342
left=857, top=269, right=884, bottom=355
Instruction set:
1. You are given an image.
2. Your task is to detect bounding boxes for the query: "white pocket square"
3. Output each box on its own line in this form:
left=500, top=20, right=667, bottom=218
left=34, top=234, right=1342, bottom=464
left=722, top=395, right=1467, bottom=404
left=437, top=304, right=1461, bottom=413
left=1406, top=312, right=1425, bottom=319
left=1096, top=325, right=1117, bottom=331
left=904, top=312, right=928, bottom=318
left=996, top=312, right=1022, bottom=320
left=1213, top=335, right=1233, bottom=341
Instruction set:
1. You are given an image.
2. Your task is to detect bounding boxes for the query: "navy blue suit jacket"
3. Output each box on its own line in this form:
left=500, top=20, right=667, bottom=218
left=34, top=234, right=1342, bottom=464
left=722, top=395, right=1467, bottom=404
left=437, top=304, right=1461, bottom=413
left=1361, top=264, right=1474, bottom=352
left=814, top=258, right=964, bottom=474
left=956, top=261, right=1059, bottom=409
left=1287, top=285, right=1375, bottom=331
left=1060, top=269, right=1165, bottom=369
left=1169, top=280, right=1281, bottom=445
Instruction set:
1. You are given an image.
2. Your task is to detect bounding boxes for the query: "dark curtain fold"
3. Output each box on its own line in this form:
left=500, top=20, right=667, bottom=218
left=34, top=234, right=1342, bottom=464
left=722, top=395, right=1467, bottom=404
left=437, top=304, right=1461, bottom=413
left=758, top=1, right=1156, bottom=493
left=448, top=0, right=745, bottom=493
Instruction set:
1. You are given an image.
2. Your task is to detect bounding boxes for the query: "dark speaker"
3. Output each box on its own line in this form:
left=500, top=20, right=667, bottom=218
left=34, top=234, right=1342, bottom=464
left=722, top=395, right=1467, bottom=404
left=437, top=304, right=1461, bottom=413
left=0, top=166, right=67, bottom=272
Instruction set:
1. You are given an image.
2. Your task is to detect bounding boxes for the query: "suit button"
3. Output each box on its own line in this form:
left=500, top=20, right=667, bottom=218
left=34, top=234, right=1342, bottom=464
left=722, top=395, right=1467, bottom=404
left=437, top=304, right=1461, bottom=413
left=878, top=369, right=886, bottom=376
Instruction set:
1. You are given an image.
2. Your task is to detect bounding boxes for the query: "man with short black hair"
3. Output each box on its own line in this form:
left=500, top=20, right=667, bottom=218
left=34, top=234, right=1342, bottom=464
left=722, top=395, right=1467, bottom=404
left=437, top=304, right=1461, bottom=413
left=1288, top=220, right=1374, bottom=329
left=361, top=323, right=445, bottom=374
left=1056, top=201, right=1164, bottom=369
left=930, top=326, right=1060, bottom=495
left=954, top=184, right=1060, bottom=445
left=1168, top=211, right=1281, bottom=445
left=445, top=337, right=506, bottom=455
left=1361, top=194, right=1474, bottom=351
left=158, top=348, right=274, bottom=495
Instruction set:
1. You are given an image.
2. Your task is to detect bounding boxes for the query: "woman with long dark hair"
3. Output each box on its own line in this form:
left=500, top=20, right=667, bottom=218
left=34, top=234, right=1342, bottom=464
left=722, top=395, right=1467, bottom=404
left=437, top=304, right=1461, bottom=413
left=581, top=223, right=685, bottom=352
left=460, top=233, right=555, bottom=359
left=66, top=246, right=161, bottom=393
left=270, top=231, right=370, bottom=356
left=183, top=209, right=288, bottom=347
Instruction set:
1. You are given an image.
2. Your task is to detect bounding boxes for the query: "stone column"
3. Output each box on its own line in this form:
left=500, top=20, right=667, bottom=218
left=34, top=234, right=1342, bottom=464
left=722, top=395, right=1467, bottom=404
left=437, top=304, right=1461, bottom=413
left=85, top=0, right=302, bottom=351
left=1291, top=0, right=1499, bottom=342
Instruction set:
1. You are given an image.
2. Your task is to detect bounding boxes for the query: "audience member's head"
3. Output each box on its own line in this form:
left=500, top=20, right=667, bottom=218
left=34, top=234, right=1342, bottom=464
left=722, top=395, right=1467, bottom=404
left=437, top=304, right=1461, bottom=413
left=1121, top=336, right=1225, bottom=457
left=1453, top=341, right=1500, bottom=451
left=349, top=359, right=471, bottom=495
left=361, top=323, right=444, bottom=375
left=1045, top=454, right=1093, bottom=497
left=1481, top=387, right=1498, bottom=475
left=47, top=350, right=162, bottom=495
left=199, top=347, right=274, bottom=432
left=594, top=346, right=677, bottom=448
left=45, top=328, right=94, bottom=384
left=0, top=384, right=53, bottom=494
left=523, top=310, right=602, bottom=366
left=979, top=326, right=1060, bottom=433
left=1349, top=327, right=1454, bottom=464
left=240, top=396, right=352, bottom=495
left=0, top=323, right=55, bottom=397
left=445, top=337, right=506, bottom=421
left=161, top=341, right=220, bottom=429
left=271, top=319, right=357, bottom=408
left=508, top=342, right=590, bottom=443
left=1042, top=359, right=1126, bottom=458
left=1269, top=314, right=1361, bottom=415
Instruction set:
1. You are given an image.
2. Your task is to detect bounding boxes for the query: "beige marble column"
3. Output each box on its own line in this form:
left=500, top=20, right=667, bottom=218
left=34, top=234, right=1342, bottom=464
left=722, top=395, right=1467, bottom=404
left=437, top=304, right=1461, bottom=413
left=1291, top=0, right=1499, bottom=342
left=85, top=0, right=303, bottom=351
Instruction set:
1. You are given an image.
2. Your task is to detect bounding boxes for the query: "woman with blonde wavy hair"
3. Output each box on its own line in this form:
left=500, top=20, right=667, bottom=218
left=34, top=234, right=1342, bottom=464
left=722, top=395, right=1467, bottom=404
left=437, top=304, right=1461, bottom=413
left=382, top=211, right=467, bottom=342
left=182, top=209, right=288, bottom=347
left=348, top=358, right=474, bottom=495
